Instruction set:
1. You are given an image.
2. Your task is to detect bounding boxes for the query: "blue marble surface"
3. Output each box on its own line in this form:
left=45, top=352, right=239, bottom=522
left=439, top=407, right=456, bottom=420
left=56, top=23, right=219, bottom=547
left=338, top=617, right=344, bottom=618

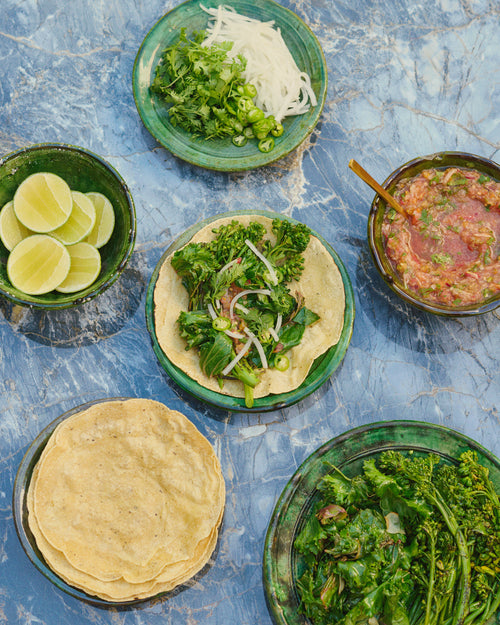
left=1, top=0, right=499, bottom=623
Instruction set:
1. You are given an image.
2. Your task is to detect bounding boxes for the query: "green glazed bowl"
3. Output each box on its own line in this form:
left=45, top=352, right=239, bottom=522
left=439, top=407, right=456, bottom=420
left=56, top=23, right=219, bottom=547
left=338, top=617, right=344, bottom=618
left=132, top=0, right=327, bottom=171
left=367, top=151, right=500, bottom=317
left=0, top=143, right=136, bottom=308
left=263, top=420, right=500, bottom=625
left=145, top=210, right=355, bottom=412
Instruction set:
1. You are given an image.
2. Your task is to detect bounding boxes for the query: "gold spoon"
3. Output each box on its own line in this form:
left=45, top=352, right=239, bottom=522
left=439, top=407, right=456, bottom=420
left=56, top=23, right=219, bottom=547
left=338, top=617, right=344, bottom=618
left=348, top=159, right=406, bottom=217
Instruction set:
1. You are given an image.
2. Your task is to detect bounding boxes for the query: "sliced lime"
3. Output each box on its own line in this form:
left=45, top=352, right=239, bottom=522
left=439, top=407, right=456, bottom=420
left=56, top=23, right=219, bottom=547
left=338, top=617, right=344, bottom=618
left=0, top=201, right=33, bottom=251
left=7, top=234, right=71, bottom=295
left=13, top=172, right=72, bottom=233
left=56, top=242, right=101, bottom=293
left=85, top=192, right=115, bottom=248
left=51, top=191, right=96, bottom=245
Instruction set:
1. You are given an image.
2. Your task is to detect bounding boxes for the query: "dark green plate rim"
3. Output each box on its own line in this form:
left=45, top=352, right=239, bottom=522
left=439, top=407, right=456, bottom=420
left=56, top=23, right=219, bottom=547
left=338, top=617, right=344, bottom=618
left=262, top=420, right=500, bottom=625
left=132, top=0, right=327, bottom=171
left=145, top=209, right=355, bottom=413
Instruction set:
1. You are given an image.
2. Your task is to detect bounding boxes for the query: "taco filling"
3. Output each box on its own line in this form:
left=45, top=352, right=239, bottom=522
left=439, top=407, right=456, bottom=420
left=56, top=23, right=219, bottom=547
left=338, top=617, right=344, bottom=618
left=154, top=215, right=345, bottom=406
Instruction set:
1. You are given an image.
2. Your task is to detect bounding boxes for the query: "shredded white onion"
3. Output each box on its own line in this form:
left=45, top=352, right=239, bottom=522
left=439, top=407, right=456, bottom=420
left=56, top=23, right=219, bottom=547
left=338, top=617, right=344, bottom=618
left=275, top=312, right=283, bottom=334
left=235, top=302, right=250, bottom=314
left=268, top=327, right=280, bottom=342
left=245, top=239, right=278, bottom=285
left=219, top=257, right=241, bottom=274
left=207, top=302, right=217, bottom=320
left=201, top=4, right=317, bottom=123
left=229, top=288, right=271, bottom=318
left=244, top=328, right=268, bottom=368
left=221, top=337, right=253, bottom=375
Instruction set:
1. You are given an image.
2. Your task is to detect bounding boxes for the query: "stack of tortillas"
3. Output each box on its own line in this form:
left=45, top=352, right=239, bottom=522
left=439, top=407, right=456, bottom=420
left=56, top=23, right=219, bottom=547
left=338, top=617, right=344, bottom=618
left=26, top=398, right=225, bottom=602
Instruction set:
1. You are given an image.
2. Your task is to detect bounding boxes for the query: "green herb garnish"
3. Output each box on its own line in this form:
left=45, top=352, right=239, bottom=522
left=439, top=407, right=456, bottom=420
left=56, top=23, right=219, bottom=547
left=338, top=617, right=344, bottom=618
left=431, top=252, right=452, bottom=265
left=420, top=210, right=432, bottom=225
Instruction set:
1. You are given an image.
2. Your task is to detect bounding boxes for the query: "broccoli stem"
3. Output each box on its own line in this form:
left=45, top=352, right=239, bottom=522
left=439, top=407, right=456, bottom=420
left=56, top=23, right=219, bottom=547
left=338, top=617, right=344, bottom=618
left=421, top=487, right=471, bottom=625
left=231, top=361, right=259, bottom=408
left=478, top=584, right=500, bottom=624
left=423, top=523, right=437, bottom=625
left=244, top=384, right=254, bottom=409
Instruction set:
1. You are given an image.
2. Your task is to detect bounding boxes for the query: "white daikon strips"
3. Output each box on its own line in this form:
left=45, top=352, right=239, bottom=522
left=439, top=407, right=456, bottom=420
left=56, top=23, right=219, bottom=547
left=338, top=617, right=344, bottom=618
left=201, top=4, right=317, bottom=123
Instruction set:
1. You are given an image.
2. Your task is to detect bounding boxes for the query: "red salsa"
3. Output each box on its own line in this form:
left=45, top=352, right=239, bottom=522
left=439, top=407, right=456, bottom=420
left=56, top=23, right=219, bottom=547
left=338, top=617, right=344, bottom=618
left=382, top=167, right=500, bottom=307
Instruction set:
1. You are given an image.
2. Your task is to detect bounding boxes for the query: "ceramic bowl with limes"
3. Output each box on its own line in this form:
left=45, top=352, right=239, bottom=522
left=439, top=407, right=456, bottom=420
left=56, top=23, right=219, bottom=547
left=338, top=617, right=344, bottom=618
left=0, top=143, right=136, bottom=309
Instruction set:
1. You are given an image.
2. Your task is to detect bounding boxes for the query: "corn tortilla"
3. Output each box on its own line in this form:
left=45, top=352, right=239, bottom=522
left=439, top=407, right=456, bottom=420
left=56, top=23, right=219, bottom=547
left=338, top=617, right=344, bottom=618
left=27, top=399, right=225, bottom=601
left=154, top=215, right=345, bottom=399
left=28, top=468, right=221, bottom=601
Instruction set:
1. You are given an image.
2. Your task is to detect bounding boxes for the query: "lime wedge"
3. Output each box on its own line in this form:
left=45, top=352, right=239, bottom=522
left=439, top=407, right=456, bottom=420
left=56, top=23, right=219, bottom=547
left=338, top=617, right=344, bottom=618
left=85, top=192, right=115, bottom=248
left=0, top=201, right=33, bottom=251
left=14, top=172, right=72, bottom=233
left=51, top=191, right=96, bottom=245
left=56, top=242, right=101, bottom=293
left=7, top=234, right=71, bottom=295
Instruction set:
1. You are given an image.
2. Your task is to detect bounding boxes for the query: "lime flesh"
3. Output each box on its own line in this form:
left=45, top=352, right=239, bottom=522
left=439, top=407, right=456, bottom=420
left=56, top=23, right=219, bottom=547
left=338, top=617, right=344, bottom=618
left=56, top=242, right=101, bottom=293
left=13, top=172, right=73, bottom=233
left=7, top=234, right=71, bottom=295
left=85, top=192, right=115, bottom=248
left=0, top=201, right=33, bottom=251
left=51, top=191, right=96, bottom=245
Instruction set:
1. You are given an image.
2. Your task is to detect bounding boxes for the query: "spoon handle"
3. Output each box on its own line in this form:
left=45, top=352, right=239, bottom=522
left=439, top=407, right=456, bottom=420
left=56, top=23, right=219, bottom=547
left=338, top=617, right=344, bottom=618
left=349, top=159, right=406, bottom=216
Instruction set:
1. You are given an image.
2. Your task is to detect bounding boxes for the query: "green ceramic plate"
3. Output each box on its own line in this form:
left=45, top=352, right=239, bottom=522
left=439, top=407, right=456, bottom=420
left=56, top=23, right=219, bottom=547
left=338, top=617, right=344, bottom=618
left=145, top=210, right=355, bottom=412
left=132, top=0, right=327, bottom=171
left=263, top=421, right=500, bottom=625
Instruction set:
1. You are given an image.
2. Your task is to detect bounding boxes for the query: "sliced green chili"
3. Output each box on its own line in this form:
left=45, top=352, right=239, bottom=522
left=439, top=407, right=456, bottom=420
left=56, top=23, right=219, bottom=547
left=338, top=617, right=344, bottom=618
left=258, top=137, right=275, bottom=153
left=246, top=107, right=265, bottom=123
left=243, top=83, right=257, bottom=98
left=212, top=316, right=232, bottom=331
left=274, top=355, right=290, bottom=371
left=232, top=134, right=247, bottom=147
left=271, top=123, right=284, bottom=137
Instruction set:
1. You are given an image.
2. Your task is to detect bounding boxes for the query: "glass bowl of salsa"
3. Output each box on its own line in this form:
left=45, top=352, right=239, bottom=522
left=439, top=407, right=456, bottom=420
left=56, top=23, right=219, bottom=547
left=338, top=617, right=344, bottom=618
left=368, top=151, right=500, bottom=316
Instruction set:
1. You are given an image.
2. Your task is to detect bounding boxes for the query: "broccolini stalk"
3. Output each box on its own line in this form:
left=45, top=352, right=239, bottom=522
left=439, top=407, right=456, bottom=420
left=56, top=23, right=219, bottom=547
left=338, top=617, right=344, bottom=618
left=381, top=453, right=471, bottom=625
left=228, top=356, right=260, bottom=409
left=426, top=489, right=470, bottom=625
left=421, top=521, right=437, bottom=625
left=480, top=587, right=500, bottom=624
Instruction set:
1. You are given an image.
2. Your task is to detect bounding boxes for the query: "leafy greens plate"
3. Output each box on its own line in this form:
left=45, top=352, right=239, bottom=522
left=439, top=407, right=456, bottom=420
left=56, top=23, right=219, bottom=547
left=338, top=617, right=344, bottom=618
left=132, top=0, right=327, bottom=171
left=263, top=421, right=500, bottom=625
left=145, top=210, right=355, bottom=412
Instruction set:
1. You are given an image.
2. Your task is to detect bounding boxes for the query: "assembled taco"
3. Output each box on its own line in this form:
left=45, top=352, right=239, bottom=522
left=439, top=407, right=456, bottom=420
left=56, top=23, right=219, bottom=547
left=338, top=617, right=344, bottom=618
left=154, top=214, right=345, bottom=407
